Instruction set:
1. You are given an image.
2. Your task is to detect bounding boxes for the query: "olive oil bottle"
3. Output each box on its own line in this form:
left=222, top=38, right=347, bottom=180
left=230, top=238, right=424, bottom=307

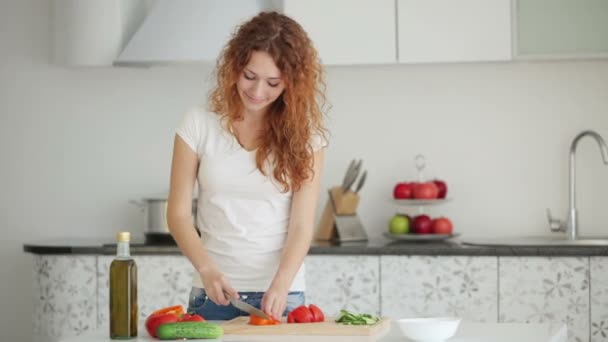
left=109, top=232, right=137, bottom=339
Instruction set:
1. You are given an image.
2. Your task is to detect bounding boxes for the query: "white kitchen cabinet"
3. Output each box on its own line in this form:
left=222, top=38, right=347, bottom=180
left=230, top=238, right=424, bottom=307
left=52, top=0, right=149, bottom=66
left=397, top=0, right=512, bottom=63
left=499, top=257, right=589, bottom=342
left=515, top=0, right=608, bottom=58
left=380, top=256, right=498, bottom=321
left=304, top=255, right=381, bottom=316
left=283, top=0, right=396, bottom=65
left=32, top=255, right=97, bottom=342
left=590, top=257, right=608, bottom=342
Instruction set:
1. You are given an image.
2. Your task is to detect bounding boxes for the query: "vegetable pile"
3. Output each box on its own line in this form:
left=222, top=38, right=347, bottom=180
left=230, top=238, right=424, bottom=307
left=335, top=309, right=380, bottom=325
left=144, top=305, right=222, bottom=339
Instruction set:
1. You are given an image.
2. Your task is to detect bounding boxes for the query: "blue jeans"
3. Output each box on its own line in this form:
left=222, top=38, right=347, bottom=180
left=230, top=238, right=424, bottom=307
left=187, top=287, right=305, bottom=320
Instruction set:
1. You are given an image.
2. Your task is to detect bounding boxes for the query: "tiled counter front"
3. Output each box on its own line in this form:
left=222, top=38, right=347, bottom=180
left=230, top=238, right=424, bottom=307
left=499, top=257, right=590, bottom=342
left=32, top=255, right=608, bottom=342
left=32, top=255, right=97, bottom=340
left=305, top=255, right=380, bottom=316
left=32, top=255, right=380, bottom=342
left=381, top=256, right=498, bottom=322
left=591, top=257, right=608, bottom=341
left=33, top=255, right=195, bottom=341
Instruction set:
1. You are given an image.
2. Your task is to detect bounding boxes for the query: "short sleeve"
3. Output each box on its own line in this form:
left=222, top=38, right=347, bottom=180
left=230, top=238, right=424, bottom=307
left=310, top=131, right=329, bottom=152
left=175, top=107, right=204, bottom=156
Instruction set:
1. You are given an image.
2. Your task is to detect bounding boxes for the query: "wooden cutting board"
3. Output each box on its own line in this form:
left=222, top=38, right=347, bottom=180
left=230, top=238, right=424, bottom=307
left=221, top=316, right=391, bottom=336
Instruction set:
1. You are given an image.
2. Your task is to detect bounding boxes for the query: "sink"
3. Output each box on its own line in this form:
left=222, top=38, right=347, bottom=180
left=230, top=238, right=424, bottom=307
left=462, top=235, right=608, bottom=247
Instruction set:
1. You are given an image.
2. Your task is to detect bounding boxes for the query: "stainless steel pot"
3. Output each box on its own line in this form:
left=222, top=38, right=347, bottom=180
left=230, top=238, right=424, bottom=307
left=130, top=197, right=197, bottom=235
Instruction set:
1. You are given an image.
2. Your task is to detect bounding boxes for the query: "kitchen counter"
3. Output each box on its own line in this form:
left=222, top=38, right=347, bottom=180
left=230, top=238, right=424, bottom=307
left=23, top=237, right=608, bottom=256
left=27, top=238, right=602, bottom=341
left=57, top=321, right=567, bottom=342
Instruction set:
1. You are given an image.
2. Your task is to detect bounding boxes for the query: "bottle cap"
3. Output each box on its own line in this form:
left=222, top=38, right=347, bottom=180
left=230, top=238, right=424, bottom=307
left=116, top=232, right=130, bottom=242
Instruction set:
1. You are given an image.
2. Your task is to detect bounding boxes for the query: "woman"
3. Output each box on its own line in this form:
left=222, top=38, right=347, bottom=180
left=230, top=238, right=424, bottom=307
left=166, top=11, right=328, bottom=321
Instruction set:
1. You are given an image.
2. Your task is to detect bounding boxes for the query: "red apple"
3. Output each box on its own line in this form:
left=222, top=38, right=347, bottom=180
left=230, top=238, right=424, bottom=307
left=412, top=215, right=433, bottom=234
left=431, top=217, right=453, bottom=234
left=432, top=179, right=448, bottom=199
left=413, top=182, right=439, bottom=199
left=393, top=182, right=414, bottom=199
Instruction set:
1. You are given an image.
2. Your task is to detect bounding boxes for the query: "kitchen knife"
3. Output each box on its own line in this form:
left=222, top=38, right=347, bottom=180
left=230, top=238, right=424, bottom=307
left=344, top=159, right=363, bottom=192
left=341, top=159, right=356, bottom=189
left=354, top=170, right=367, bottom=193
left=227, top=295, right=272, bottom=320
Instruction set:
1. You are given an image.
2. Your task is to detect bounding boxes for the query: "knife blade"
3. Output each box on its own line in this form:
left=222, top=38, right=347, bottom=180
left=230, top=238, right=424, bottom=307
left=341, top=159, right=356, bottom=189
left=227, top=296, right=271, bottom=320
left=354, top=170, right=367, bottom=193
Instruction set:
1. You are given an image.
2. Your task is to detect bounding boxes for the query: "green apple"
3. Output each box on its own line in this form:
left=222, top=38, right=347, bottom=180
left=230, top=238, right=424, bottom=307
left=389, top=215, right=410, bottom=234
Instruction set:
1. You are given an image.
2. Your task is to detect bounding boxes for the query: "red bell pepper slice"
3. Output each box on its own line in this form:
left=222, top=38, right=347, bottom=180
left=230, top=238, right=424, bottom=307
left=248, top=314, right=281, bottom=325
left=180, top=313, right=206, bottom=322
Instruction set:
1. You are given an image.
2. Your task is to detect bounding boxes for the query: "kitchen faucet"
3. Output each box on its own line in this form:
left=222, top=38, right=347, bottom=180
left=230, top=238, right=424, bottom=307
left=547, top=130, right=608, bottom=240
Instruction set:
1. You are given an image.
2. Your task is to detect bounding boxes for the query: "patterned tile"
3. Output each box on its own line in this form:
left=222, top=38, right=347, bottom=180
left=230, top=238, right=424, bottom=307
left=31, top=254, right=601, bottom=341
left=305, top=255, right=380, bottom=316
left=591, top=257, right=608, bottom=341
left=499, top=257, right=589, bottom=342
left=97, top=255, right=195, bottom=329
left=32, top=255, right=97, bottom=340
left=381, top=256, right=498, bottom=321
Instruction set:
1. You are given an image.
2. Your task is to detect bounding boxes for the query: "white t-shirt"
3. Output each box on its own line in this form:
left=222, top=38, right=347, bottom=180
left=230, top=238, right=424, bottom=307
left=176, top=107, right=325, bottom=292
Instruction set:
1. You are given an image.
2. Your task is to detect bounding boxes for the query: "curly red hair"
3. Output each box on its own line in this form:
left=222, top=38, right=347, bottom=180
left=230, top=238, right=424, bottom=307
left=208, top=11, right=328, bottom=192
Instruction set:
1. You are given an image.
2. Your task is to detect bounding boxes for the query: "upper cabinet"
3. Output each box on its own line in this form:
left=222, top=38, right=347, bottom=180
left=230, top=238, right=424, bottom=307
left=53, top=0, right=608, bottom=67
left=283, top=0, right=396, bottom=65
left=52, top=0, right=150, bottom=66
left=397, top=0, right=512, bottom=63
left=515, top=0, right=608, bottom=59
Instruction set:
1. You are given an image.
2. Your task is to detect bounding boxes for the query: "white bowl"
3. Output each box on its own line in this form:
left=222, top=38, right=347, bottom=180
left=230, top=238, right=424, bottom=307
left=396, top=317, right=461, bottom=341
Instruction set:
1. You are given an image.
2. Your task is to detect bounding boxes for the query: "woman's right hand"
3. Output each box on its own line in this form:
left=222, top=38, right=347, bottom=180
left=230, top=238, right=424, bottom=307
left=198, top=267, right=239, bottom=306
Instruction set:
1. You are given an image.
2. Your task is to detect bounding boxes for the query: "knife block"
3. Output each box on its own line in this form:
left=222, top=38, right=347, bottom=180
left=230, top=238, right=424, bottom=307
left=315, top=187, right=367, bottom=242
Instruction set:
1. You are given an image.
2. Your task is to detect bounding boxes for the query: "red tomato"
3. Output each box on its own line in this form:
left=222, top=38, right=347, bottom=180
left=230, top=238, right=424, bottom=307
left=308, top=304, right=325, bottom=322
left=287, top=312, right=295, bottom=323
left=248, top=314, right=281, bottom=325
left=290, top=305, right=313, bottom=323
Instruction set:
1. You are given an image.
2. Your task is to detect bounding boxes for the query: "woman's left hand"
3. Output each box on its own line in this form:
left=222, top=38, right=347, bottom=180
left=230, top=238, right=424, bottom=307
left=261, top=284, right=289, bottom=319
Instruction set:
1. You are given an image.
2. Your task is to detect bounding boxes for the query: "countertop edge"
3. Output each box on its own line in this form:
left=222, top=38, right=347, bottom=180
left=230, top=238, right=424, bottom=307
left=23, top=241, right=608, bottom=257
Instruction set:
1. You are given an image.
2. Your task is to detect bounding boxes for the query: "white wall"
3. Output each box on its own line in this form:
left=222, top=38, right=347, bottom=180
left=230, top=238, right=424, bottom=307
left=2, top=1, right=608, bottom=341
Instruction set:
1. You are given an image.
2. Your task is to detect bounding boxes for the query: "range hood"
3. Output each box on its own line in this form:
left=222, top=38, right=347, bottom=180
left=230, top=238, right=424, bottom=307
left=114, top=0, right=281, bottom=67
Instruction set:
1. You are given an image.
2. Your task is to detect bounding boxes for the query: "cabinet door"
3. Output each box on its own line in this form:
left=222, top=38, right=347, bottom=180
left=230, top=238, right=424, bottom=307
left=590, top=257, right=608, bottom=342
left=32, top=255, right=97, bottom=341
left=305, top=255, right=380, bottom=316
left=381, top=256, right=498, bottom=321
left=397, top=0, right=512, bottom=63
left=283, top=0, right=396, bottom=65
left=516, top=0, right=608, bottom=58
left=499, top=257, right=589, bottom=342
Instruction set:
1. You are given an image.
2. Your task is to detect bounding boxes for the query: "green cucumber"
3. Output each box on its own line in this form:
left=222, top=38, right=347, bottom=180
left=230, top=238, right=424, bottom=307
left=156, top=321, right=223, bottom=340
